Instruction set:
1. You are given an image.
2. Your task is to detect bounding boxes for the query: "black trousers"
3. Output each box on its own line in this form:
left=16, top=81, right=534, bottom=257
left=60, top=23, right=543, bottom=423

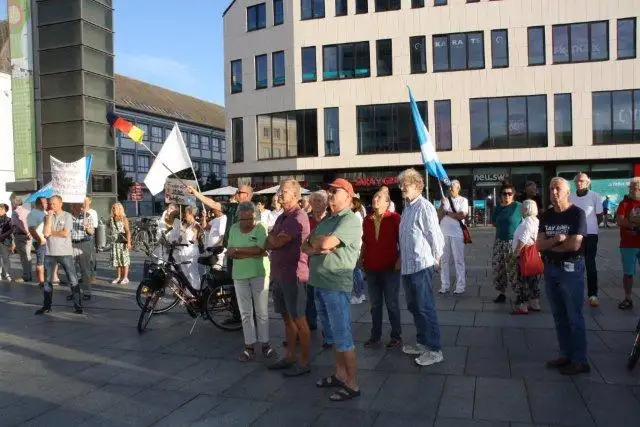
left=583, top=235, right=598, bottom=297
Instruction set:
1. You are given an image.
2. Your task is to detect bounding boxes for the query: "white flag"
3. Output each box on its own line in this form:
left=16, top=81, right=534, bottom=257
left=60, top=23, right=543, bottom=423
left=144, top=123, right=193, bottom=195
left=50, top=156, right=88, bottom=203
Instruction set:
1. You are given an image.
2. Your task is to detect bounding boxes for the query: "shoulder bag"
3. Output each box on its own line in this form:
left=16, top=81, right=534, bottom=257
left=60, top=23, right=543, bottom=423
left=447, top=197, right=472, bottom=244
left=518, top=244, right=544, bottom=277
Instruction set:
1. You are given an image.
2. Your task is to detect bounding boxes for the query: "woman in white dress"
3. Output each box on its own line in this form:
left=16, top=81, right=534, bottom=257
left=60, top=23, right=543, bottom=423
left=168, top=206, right=202, bottom=291
left=510, top=199, right=542, bottom=314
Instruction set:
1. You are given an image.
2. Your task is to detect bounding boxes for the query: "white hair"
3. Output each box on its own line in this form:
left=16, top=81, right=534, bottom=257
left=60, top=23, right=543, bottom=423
left=521, top=199, right=538, bottom=218
left=310, top=189, right=328, bottom=204
left=574, top=172, right=591, bottom=184
left=398, top=168, right=425, bottom=192
left=630, top=177, right=640, bottom=186
left=450, top=180, right=461, bottom=189
left=550, top=176, right=570, bottom=190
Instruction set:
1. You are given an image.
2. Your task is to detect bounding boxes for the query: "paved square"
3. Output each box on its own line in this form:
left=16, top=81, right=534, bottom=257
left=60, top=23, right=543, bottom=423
left=0, top=228, right=639, bottom=426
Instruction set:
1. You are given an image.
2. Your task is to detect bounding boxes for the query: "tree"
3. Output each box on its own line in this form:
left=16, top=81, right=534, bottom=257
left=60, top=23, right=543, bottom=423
left=201, top=173, right=222, bottom=192
left=116, top=156, right=133, bottom=201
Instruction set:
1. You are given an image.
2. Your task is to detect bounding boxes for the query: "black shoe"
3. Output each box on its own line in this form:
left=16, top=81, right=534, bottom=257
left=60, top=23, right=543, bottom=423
left=82, top=295, right=91, bottom=301
left=494, top=294, right=506, bottom=303
left=66, top=295, right=74, bottom=301
left=559, top=363, right=590, bottom=375
left=545, top=357, right=571, bottom=369
left=73, top=308, right=84, bottom=314
left=35, top=307, right=51, bottom=315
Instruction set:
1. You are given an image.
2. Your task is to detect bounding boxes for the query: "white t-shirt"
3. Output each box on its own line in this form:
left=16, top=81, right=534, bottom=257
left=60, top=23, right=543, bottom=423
left=206, top=215, right=227, bottom=248
left=27, top=209, right=46, bottom=240
left=85, top=209, right=99, bottom=228
left=260, top=209, right=274, bottom=230
left=569, top=191, right=603, bottom=235
left=440, top=196, right=469, bottom=238
left=512, top=216, right=539, bottom=252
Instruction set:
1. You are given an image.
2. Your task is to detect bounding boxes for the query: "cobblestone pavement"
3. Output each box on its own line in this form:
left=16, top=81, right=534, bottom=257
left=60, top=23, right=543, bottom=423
left=1, top=228, right=639, bottom=427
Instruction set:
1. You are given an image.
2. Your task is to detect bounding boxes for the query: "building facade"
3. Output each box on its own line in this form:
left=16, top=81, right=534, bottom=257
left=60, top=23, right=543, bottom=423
left=223, top=0, right=640, bottom=216
left=0, top=20, right=14, bottom=206
left=114, top=75, right=226, bottom=216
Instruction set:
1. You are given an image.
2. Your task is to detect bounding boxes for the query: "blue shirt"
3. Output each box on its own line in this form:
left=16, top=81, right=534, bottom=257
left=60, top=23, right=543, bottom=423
left=492, top=201, right=522, bottom=241
left=399, top=196, right=445, bottom=275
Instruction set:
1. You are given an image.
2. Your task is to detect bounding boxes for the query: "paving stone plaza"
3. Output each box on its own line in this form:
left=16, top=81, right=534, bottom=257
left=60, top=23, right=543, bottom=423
left=1, top=227, right=639, bottom=427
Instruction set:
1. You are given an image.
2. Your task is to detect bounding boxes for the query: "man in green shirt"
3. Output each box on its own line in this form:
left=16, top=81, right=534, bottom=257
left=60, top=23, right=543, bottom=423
left=302, top=178, right=362, bottom=402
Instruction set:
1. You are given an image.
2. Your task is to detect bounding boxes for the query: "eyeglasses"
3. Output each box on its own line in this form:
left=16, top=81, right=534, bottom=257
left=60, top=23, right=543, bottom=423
left=502, top=192, right=514, bottom=196
left=236, top=191, right=248, bottom=196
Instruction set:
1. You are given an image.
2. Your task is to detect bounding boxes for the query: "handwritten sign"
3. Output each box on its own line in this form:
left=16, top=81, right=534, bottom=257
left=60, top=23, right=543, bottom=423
left=50, top=156, right=87, bottom=203
left=164, top=178, right=197, bottom=206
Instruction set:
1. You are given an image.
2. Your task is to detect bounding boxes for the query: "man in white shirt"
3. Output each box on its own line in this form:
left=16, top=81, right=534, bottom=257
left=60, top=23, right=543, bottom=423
left=204, top=208, right=227, bottom=269
left=569, top=173, right=603, bottom=307
left=27, top=197, right=49, bottom=287
left=438, top=180, right=469, bottom=294
left=256, top=197, right=274, bottom=231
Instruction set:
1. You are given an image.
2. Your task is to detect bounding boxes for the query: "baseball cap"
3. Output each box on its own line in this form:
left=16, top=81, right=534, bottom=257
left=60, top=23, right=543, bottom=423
left=328, top=178, right=355, bottom=197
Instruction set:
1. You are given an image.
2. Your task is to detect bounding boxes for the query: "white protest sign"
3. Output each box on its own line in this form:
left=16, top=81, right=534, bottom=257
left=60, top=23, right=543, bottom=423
left=50, top=156, right=87, bottom=203
left=164, top=178, right=197, bottom=206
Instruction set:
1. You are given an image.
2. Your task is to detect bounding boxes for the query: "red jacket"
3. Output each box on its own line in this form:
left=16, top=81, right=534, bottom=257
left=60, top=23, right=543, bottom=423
left=362, top=210, right=401, bottom=272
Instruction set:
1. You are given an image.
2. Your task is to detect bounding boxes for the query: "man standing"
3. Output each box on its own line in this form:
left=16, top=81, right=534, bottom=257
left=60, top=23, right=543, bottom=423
left=537, top=177, right=589, bottom=375
left=35, top=195, right=83, bottom=315
left=602, top=196, right=611, bottom=228
left=70, top=202, right=95, bottom=300
left=519, top=181, right=544, bottom=214
left=267, top=180, right=312, bottom=376
left=361, top=190, right=402, bottom=349
left=303, top=178, right=361, bottom=402
left=438, top=180, right=469, bottom=294
left=10, top=194, right=32, bottom=283
left=0, top=203, right=12, bottom=280
left=397, top=168, right=445, bottom=367
left=27, top=197, right=49, bottom=287
left=569, top=173, right=603, bottom=307
left=83, top=196, right=99, bottom=274
left=616, top=177, right=640, bottom=310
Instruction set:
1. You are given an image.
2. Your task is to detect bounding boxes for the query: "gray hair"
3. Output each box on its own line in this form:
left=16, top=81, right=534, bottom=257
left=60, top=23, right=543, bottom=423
left=9, top=193, right=23, bottom=206
left=398, top=168, right=425, bottom=192
left=574, top=172, right=590, bottom=184
left=237, top=201, right=257, bottom=216
left=450, top=179, right=461, bottom=189
left=550, top=176, right=570, bottom=190
left=310, top=189, right=328, bottom=205
left=630, top=177, right=640, bottom=187
left=280, top=179, right=301, bottom=199
left=521, top=199, right=538, bottom=218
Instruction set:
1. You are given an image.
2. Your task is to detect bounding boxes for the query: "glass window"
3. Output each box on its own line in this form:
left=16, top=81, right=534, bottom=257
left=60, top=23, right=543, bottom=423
left=552, top=21, right=609, bottom=63
left=434, top=0, right=447, bottom=5
left=247, top=3, right=266, bottom=31
left=221, top=139, right=226, bottom=153
left=257, top=109, right=318, bottom=159
left=335, top=0, right=347, bottom=16
left=412, top=0, right=424, bottom=8
left=612, top=90, right=634, bottom=143
left=590, top=21, right=608, bottom=61
left=618, top=18, right=636, bottom=59
left=213, top=163, right=221, bottom=177
left=357, top=101, right=427, bottom=154
left=376, top=39, right=392, bottom=76
left=200, top=135, right=210, bottom=150
left=189, top=133, right=201, bottom=158
left=323, top=42, right=369, bottom=80
left=592, top=92, right=611, bottom=145
left=302, top=46, right=317, bottom=82
left=301, top=0, right=325, bottom=20
left=137, top=123, right=149, bottom=141
left=552, top=25, right=569, bottom=63
left=375, top=0, right=400, bottom=12
left=491, top=29, right=509, bottom=68
left=200, top=162, right=211, bottom=179
left=272, top=51, right=285, bottom=86
left=528, top=26, right=545, bottom=65
left=410, top=36, right=427, bottom=73
left=137, top=155, right=150, bottom=173
left=432, top=32, right=484, bottom=71
left=231, top=59, right=242, bottom=93
left=212, top=137, right=220, bottom=151
left=434, top=100, right=452, bottom=151
left=274, top=0, right=284, bottom=25
left=554, top=93, right=572, bottom=147
left=356, top=0, right=368, bottom=13
left=120, top=153, right=135, bottom=172
left=232, top=118, right=244, bottom=163
left=324, top=107, right=340, bottom=156
left=150, top=125, right=162, bottom=142
left=570, top=23, right=589, bottom=62
left=255, top=54, right=268, bottom=89
left=470, top=95, right=548, bottom=149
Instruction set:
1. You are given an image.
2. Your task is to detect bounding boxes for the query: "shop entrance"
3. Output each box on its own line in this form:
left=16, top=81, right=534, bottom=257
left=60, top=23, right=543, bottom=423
left=472, top=184, right=499, bottom=226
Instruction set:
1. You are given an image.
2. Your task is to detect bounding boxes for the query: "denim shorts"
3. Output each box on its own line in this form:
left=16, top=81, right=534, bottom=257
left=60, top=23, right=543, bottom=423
left=620, top=248, right=640, bottom=276
left=34, top=242, right=47, bottom=266
left=314, top=287, right=354, bottom=352
left=273, top=280, right=308, bottom=319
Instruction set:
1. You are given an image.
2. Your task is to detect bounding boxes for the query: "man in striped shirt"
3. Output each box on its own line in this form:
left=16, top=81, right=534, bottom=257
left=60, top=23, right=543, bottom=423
left=398, top=168, right=445, bottom=367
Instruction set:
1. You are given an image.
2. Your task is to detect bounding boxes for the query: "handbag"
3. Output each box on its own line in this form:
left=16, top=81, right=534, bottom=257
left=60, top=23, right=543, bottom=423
left=447, top=197, right=472, bottom=244
left=518, top=244, right=544, bottom=277
left=112, top=219, right=128, bottom=244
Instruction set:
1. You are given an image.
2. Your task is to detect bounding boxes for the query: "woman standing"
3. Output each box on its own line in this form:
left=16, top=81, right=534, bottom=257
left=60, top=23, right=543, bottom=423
left=227, top=201, right=275, bottom=362
left=168, top=206, right=201, bottom=291
left=109, top=203, right=131, bottom=284
left=351, top=196, right=366, bottom=304
left=0, top=203, right=12, bottom=280
left=491, top=182, right=522, bottom=303
left=510, top=200, right=542, bottom=314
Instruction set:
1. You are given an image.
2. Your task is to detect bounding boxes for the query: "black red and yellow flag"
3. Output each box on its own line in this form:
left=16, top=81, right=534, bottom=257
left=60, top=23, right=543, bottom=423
left=107, top=112, right=145, bottom=143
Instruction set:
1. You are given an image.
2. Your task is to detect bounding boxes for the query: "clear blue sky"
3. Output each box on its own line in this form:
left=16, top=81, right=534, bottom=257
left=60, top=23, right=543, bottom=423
left=1, top=0, right=227, bottom=106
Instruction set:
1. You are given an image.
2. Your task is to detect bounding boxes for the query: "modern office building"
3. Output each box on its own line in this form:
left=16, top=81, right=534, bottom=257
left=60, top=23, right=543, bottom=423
left=114, top=74, right=227, bottom=216
left=223, top=0, right=640, bottom=212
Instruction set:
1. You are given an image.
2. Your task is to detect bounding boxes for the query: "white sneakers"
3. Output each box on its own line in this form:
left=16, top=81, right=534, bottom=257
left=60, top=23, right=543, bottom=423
left=350, top=294, right=366, bottom=305
left=403, top=344, right=445, bottom=366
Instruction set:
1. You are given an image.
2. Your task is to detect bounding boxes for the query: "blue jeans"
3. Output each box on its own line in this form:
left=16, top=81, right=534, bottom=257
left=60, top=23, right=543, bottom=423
left=366, top=269, right=402, bottom=341
left=314, top=287, right=354, bottom=352
left=352, top=266, right=365, bottom=297
left=44, top=255, right=78, bottom=293
left=402, top=267, right=441, bottom=351
left=544, top=258, right=587, bottom=364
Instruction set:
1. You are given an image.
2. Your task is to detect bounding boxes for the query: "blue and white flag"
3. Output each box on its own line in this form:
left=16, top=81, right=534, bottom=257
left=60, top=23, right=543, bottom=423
left=408, top=87, right=450, bottom=186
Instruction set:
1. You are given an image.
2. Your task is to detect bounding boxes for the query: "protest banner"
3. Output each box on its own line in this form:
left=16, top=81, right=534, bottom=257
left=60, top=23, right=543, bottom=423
left=50, top=156, right=88, bottom=203
left=164, top=178, right=197, bottom=206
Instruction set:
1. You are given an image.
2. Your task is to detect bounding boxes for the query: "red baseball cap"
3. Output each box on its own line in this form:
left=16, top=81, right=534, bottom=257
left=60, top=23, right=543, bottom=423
left=328, top=178, right=355, bottom=197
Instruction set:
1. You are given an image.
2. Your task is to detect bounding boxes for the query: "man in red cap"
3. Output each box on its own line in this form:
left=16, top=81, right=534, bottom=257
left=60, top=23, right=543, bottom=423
left=302, top=178, right=362, bottom=402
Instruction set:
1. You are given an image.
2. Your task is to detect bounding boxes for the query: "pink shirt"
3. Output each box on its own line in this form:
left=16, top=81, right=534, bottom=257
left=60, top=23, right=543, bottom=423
left=11, top=205, right=30, bottom=235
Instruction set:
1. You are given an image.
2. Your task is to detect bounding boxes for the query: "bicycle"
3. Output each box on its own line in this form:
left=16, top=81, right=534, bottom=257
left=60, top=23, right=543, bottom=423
left=627, top=316, right=640, bottom=370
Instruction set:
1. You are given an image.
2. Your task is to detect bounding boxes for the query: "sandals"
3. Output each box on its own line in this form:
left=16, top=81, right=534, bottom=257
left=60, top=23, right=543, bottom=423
left=238, top=346, right=255, bottom=362
left=619, top=299, right=633, bottom=310
left=316, top=375, right=344, bottom=388
left=329, top=385, right=361, bottom=402
left=262, top=344, right=277, bottom=359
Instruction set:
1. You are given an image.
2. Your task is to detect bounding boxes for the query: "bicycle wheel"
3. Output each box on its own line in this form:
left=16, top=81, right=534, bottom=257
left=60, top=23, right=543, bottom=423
left=206, top=284, right=242, bottom=331
left=627, top=330, right=640, bottom=371
left=137, top=293, right=159, bottom=333
left=136, top=280, right=180, bottom=313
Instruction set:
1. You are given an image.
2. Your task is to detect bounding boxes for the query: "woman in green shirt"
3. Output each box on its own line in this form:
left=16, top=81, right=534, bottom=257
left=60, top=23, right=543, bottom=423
left=491, top=182, right=522, bottom=303
left=227, top=201, right=276, bottom=362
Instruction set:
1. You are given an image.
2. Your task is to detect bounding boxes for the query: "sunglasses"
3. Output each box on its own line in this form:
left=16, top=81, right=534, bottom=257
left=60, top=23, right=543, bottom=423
left=502, top=192, right=514, bottom=196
